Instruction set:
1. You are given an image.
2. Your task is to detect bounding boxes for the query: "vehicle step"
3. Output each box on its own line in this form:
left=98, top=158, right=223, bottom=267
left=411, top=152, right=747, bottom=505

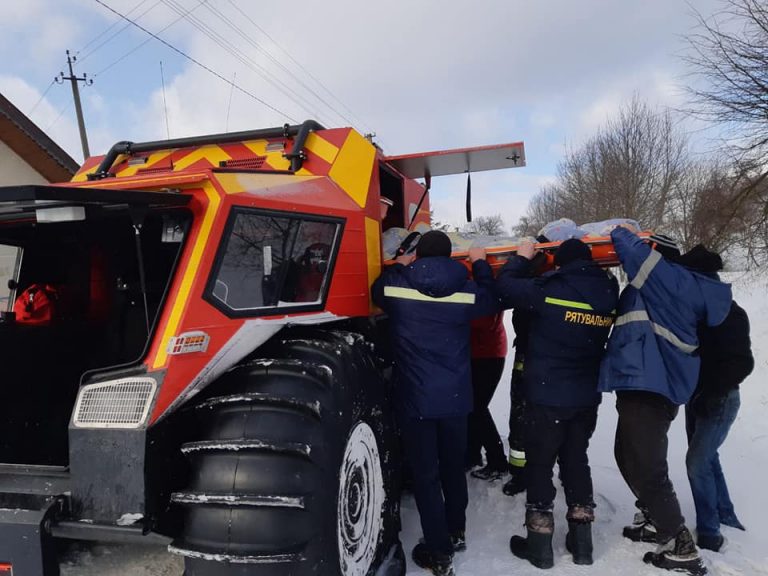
left=0, top=463, right=70, bottom=496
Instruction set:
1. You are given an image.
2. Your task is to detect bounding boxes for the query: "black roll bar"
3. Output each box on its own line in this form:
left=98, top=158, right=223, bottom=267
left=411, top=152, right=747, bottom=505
left=87, top=119, right=326, bottom=180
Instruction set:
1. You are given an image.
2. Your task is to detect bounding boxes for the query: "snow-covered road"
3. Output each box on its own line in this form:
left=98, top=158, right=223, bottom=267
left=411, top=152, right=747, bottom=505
left=62, top=274, right=768, bottom=576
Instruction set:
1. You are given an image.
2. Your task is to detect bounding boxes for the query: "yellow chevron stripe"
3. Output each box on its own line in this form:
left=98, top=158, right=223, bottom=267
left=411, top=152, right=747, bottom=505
left=383, top=286, right=475, bottom=304
left=116, top=150, right=174, bottom=178
left=152, top=183, right=221, bottom=369
left=172, top=145, right=231, bottom=171
left=365, top=217, right=381, bottom=308
left=243, top=139, right=291, bottom=171
left=305, top=132, right=339, bottom=165
left=328, top=130, right=375, bottom=208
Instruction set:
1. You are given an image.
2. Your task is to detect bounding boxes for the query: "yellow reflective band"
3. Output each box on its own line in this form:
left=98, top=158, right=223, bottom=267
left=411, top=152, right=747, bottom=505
left=383, top=286, right=476, bottom=304
left=544, top=296, right=593, bottom=310
left=509, top=456, right=527, bottom=468
left=514, top=361, right=525, bottom=371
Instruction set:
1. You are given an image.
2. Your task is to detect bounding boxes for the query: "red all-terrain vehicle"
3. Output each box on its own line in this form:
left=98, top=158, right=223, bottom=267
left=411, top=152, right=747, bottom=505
left=0, top=120, right=544, bottom=576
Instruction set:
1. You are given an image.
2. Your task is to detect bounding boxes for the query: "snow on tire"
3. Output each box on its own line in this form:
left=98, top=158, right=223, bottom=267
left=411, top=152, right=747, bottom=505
left=337, top=421, right=385, bottom=576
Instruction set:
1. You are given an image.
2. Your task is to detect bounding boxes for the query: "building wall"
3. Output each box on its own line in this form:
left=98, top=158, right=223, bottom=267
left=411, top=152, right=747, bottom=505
left=0, top=140, right=49, bottom=186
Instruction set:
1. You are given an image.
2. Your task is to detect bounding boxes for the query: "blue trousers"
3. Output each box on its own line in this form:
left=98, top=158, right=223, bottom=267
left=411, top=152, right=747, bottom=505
left=685, top=389, right=742, bottom=538
left=400, top=415, right=468, bottom=556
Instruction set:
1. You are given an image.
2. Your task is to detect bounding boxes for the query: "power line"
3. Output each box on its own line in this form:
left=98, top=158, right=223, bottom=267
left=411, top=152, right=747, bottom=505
left=79, top=0, right=163, bottom=63
left=78, top=0, right=152, bottom=58
left=91, top=0, right=297, bottom=122
left=27, top=79, right=55, bottom=117
left=224, top=0, right=373, bottom=133
left=159, top=0, right=328, bottom=124
left=202, top=2, right=351, bottom=128
left=94, top=0, right=206, bottom=77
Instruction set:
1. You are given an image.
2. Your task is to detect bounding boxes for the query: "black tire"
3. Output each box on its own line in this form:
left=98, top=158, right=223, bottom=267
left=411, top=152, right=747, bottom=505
left=170, top=328, right=404, bottom=576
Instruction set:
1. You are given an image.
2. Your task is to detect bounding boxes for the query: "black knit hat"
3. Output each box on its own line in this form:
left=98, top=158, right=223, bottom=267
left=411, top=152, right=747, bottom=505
left=677, top=244, right=723, bottom=273
left=554, top=238, right=592, bottom=267
left=648, top=232, right=681, bottom=260
left=416, top=230, right=452, bottom=258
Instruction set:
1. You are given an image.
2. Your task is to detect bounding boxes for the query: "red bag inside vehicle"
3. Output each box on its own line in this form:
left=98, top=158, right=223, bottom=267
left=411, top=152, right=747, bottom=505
left=14, top=283, right=59, bottom=325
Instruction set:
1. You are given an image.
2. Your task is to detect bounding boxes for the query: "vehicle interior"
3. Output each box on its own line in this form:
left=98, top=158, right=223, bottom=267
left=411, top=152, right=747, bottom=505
left=0, top=204, right=190, bottom=465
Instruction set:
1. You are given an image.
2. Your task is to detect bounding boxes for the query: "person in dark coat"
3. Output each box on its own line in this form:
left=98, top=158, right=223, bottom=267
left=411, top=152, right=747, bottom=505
left=372, top=230, right=498, bottom=576
left=466, top=311, right=509, bottom=480
left=502, top=249, right=548, bottom=497
left=484, top=238, right=619, bottom=569
left=600, top=227, right=732, bottom=576
left=678, top=245, right=753, bottom=552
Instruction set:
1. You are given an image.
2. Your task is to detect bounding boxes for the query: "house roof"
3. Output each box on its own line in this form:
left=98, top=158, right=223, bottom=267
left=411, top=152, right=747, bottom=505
left=0, top=92, right=80, bottom=182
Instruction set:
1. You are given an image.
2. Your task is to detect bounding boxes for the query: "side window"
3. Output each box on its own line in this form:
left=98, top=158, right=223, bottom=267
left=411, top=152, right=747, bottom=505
left=0, top=244, right=22, bottom=313
left=208, top=210, right=342, bottom=314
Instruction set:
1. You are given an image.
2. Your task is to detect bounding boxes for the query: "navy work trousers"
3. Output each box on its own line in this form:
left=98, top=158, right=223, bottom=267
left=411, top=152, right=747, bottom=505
left=525, top=402, right=598, bottom=510
left=400, top=415, right=468, bottom=556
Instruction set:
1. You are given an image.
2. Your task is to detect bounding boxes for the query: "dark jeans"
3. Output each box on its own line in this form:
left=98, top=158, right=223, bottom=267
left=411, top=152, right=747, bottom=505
left=508, top=353, right=527, bottom=470
left=525, top=403, right=597, bottom=510
left=400, top=415, right=468, bottom=556
left=615, top=391, right=684, bottom=542
left=467, top=357, right=507, bottom=469
left=686, top=389, right=742, bottom=537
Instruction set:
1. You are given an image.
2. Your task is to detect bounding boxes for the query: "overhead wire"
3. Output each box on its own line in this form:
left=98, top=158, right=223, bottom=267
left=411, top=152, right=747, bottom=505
left=27, top=79, right=55, bottom=117
left=202, top=2, right=352, bottom=128
left=78, top=0, right=152, bottom=58
left=91, top=0, right=297, bottom=121
left=158, top=0, right=330, bottom=125
left=79, top=0, right=163, bottom=63
left=93, top=0, right=207, bottom=77
left=223, top=0, right=374, bottom=134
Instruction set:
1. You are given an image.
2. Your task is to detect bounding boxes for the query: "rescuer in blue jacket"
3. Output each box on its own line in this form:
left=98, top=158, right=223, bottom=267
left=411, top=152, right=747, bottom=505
left=372, top=230, right=498, bottom=576
left=482, top=238, right=619, bottom=569
left=600, top=226, right=732, bottom=576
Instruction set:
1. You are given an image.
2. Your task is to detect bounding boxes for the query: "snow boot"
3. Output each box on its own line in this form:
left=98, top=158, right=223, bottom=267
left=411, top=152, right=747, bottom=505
left=696, top=532, right=724, bottom=552
left=502, top=468, right=526, bottom=496
left=412, top=543, right=455, bottom=576
left=509, top=509, right=554, bottom=569
left=623, top=509, right=660, bottom=543
left=643, top=526, right=707, bottom=576
left=471, top=464, right=506, bottom=481
left=450, top=530, right=467, bottom=552
left=565, top=505, right=594, bottom=565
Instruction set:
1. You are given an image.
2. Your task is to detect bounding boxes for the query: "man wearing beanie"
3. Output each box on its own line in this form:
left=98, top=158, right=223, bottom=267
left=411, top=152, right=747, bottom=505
left=372, top=230, right=498, bottom=576
left=485, top=238, right=619, bottom=569
left=600, top=226, right=732, bottom=576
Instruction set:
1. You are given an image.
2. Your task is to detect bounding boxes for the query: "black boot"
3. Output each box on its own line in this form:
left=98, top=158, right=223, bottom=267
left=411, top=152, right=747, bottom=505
left=412, top=543, right=455, bottom=576
left=502, top=468, right=526, bottom=496
left=623, top=509, right=660, bottom=543
left=509, top=509, right=554, bottom=569
left=565, top=505, right=594, bottom=565
left=643, top=527, right=707, bottom=576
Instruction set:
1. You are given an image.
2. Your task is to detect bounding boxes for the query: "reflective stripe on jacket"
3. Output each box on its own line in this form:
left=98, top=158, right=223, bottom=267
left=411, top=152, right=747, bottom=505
left=599, top=227, right=732, bottom=405
left=372, top=257, right=499, bottom=418
left=494, top=256, right=619, bottom=408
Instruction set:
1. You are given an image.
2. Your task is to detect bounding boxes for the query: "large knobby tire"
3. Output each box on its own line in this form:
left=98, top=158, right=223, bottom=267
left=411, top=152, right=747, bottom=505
left=169, top=329, right=403, bottom=576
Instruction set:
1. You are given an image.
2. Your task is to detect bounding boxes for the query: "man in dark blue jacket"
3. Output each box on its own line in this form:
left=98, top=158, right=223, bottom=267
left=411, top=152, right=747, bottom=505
left=372, top=230, right=497, bottom=576
left=600, top=227, right=732, bottom=576
left=487, top=238, right=619, bottom=569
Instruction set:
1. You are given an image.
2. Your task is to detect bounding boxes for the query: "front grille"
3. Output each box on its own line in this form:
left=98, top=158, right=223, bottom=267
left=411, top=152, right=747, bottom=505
left=73, top=378, right=156, bottom=428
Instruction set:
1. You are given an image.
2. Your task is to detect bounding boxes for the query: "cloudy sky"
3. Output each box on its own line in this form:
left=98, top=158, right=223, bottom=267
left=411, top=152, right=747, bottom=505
left=1, top=0, right=725, bottom=229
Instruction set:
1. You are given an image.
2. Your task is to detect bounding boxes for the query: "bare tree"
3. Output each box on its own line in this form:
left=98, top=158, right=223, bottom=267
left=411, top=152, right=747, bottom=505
left=463, top=214, right=506, bottom=236
left=517, top=96, right=688, bottom=234
left=685, top=0, right=768, bottom=161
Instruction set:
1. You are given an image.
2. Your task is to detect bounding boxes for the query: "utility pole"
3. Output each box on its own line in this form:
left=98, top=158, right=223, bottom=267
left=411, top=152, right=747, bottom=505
left=55, top=50, right=92, bottom=159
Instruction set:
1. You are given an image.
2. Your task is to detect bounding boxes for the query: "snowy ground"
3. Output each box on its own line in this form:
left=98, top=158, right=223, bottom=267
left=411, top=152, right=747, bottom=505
left=61, top=274, right=768, bottom=575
